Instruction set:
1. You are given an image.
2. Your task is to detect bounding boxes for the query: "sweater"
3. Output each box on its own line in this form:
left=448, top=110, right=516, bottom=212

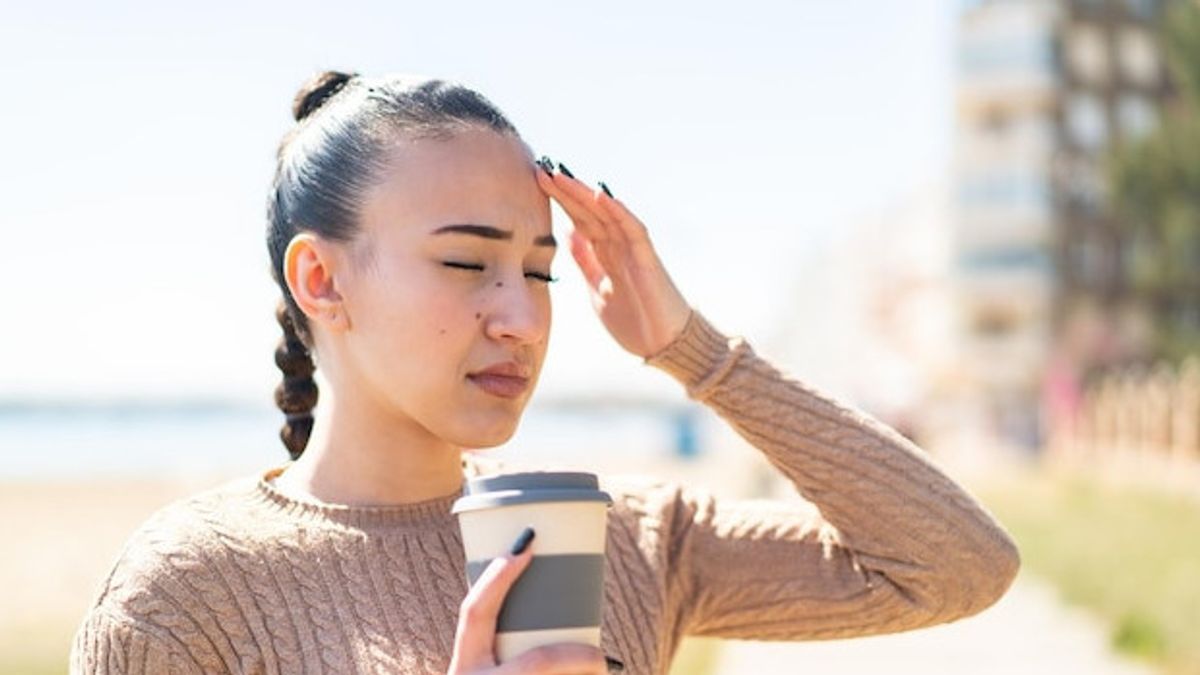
left=69, top=308, right=1021, bottom=675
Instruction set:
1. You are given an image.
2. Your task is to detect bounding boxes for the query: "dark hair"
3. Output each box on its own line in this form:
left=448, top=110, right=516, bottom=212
left=266, top=70, right=522, bottom=459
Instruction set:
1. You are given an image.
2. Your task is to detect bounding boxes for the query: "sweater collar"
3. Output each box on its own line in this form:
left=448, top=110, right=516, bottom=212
left=251, top=454, right=504, bottom=531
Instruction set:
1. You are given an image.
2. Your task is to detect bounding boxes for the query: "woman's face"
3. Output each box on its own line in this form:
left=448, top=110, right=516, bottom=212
left=331, top=127, right=554, bottom=448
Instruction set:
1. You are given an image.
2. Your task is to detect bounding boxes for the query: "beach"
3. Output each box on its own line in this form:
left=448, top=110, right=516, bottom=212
left=1, top=474, right=234, bottom=673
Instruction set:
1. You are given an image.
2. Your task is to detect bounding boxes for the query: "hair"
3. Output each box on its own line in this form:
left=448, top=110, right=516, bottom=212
left=266, top=70, right=522, bottom=459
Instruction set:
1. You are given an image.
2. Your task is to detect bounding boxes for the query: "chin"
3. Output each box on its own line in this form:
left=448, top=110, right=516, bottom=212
left=452, top=414, right=522, bottom=450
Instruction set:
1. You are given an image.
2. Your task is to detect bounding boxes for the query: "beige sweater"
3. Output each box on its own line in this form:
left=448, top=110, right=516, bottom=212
left=70, top=308, right=1020, bottom=674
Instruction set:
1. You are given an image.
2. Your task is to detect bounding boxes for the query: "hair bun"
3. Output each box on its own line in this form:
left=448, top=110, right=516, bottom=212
left=292, top=70, right=357, bottom=122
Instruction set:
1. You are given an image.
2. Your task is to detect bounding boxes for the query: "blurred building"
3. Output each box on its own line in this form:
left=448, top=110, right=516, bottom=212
left=953, top=0, right=1171, bottom=451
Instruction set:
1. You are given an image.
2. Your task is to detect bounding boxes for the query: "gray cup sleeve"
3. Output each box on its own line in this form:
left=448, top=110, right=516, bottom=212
left=466, top=553, right=606, bottom=632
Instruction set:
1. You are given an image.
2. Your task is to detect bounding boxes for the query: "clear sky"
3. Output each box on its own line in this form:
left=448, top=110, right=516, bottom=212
left=1, top=0, right=954, bottom=405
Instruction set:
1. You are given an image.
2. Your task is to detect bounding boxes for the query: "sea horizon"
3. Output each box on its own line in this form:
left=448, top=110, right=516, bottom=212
left=0, top=396, right=708, bottom=481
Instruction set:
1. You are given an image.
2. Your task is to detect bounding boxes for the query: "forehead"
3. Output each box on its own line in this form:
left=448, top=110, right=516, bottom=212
left=358, top=127, right=550, bottom=247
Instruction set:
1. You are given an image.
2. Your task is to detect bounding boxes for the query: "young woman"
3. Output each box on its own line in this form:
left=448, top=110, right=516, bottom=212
left=70, top=71, right=1020, bottom=675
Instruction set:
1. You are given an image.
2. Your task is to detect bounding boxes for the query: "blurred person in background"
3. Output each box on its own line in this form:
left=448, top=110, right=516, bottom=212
left=69, top=71, right=1020, bottom=675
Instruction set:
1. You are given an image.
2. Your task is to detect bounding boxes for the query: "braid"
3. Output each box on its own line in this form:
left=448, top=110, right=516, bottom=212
left=274, top=299, right=318, bottom=459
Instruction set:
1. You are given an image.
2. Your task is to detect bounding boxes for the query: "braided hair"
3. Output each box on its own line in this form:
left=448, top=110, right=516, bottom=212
left=274, top=299, right=318, bottom=459
left=265, top=70, right=522, bottom=458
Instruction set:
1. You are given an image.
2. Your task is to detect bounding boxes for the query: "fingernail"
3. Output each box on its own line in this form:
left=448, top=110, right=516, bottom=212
left=556, top=162, right=575, bottom=179
left=605, top=656, right=625, bottom=672
left=510, top=526, right=536, bottom=555
left=599, top=181, right=614, bottom=198
left=536, top=156, right=554, bottom=176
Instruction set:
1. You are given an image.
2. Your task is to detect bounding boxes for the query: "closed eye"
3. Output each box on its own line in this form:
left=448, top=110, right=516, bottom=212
left=442, top=261, right=558, bottom=283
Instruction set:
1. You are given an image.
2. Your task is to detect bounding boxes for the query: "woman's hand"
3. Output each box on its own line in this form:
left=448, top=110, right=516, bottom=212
left=535, top=160, right=693, bottom=360
left=447, top=530, right=608, bottom=675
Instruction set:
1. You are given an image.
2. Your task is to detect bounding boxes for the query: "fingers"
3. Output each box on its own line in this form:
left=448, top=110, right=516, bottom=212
left=593, top=189, right=652, bottom=246
left=536, top=166, right=623, bottom=295
left=492, top=643, right=608, bottom=675
left=534, top=159, right=656, bottom=263
left=449, top=529, right=536, bottom=673
left=569, top=228, right=610, bottom=297
left=535, top=167, right=611, bottom=244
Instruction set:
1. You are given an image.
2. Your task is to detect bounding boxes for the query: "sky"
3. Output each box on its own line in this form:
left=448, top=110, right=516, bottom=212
left=0, top=0, right=955, bottom=405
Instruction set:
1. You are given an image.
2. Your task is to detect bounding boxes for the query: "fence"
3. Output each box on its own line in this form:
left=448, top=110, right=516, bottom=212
left=1049, top=355, right=1200, bottom=467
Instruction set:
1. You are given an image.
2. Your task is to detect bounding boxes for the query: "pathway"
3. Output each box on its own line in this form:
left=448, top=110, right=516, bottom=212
left=710, top=570, right=1154, bottom=674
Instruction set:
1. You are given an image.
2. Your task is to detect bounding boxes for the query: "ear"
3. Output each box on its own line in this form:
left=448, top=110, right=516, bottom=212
left=284, top=233, right=348, bottom=333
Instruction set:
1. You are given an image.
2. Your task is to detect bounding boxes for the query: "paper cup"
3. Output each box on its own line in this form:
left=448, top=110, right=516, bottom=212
left=452, top=471, right=613, bottom=663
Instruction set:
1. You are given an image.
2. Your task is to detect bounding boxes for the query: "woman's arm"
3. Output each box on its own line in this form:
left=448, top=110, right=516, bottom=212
left=534, top=162, right=1019, bottom=642
left=644, top=307, right=1020, bottom=641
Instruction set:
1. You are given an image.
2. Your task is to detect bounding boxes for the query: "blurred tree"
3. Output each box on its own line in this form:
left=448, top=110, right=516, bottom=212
left=1108, top=0, right=1200, bottom=363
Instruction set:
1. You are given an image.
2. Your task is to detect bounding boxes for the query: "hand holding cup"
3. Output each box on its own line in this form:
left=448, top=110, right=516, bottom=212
left=447, top=528, right=609, bottom=675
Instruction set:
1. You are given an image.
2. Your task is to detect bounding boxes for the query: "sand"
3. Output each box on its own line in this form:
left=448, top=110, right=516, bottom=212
left=0, top=472, right=241, bottom=672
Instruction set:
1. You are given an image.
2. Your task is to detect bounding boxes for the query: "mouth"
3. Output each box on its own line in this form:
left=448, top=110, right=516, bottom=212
left=467, top=373, right=530, bottom=399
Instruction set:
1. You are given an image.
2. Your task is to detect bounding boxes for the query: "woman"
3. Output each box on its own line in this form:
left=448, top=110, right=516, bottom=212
left=70, top=71, right=1020, bottom=675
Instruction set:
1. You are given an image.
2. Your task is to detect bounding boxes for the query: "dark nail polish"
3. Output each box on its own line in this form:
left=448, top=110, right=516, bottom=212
left=599, top=181, right=613, bottom=198
left=605, top=656, right=625, bottom=672
left=510, top=526, right=535, bottom=555
left=556, top=162, right=575, bottom=179
left=536, top=156, right=554, bottom=176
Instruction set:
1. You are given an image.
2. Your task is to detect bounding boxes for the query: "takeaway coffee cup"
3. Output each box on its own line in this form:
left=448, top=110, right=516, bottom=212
left=451, top=471, right=613, bottom=663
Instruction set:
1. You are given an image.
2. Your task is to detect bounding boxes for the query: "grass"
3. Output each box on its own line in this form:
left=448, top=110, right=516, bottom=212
left=979, top=468, right=1200, bottom=675
left=669, top=636, right=722, bottom=675
left=0, top=618, right=74, bottom=675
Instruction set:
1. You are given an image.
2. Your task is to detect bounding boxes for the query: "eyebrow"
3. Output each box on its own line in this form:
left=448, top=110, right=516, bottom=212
left=431, top=224, right=557, bottom=248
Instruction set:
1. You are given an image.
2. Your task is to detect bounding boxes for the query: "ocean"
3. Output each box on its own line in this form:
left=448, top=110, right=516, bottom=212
left=0, top=401, right=707, bottom=480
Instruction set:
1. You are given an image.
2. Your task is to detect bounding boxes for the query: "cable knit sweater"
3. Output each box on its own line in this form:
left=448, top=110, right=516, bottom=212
left=69, top=308, right=1020, bottom=675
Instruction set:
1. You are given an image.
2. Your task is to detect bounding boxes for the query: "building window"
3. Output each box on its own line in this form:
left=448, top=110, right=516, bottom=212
left=1065, top=25, right=1110, bottom=85
left=1061, top=158, right=1107, bottom=213
left=1117, top=94, right=1157, bottom=140
left=959, top=36, right=1057, bottom=76
left=958, top=247, right=1052, bottom=272
left=1066, top=93, right=1109, bottom=149
left=1015, top=115, right=1057, bottom=146
left=1117, top=28, right=1160, bottom=85
left=958, top=170, right=1053, bottom=215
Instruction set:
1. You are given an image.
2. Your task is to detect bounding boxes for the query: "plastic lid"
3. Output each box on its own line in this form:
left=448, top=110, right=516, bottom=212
left=451, top=470, right=613, bottom=514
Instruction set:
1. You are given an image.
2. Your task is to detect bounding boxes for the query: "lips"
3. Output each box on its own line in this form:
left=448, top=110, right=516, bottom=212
left=470, top=361, right=531, bottom=379
left=468, top=361, right=531, bottom=399
left=467, top=373, right=529, bottom=399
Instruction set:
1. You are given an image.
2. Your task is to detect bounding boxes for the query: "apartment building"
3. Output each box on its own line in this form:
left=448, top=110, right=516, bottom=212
left=954, top=0, right=1170, bottom=449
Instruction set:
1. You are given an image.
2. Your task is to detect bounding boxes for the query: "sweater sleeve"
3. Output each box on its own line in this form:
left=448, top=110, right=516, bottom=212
left=70, top=608, right=205, bottom=675
left=642, top=307, right=1021, bottom=641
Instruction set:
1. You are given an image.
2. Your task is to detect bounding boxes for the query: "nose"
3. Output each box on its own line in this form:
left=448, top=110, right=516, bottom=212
left=483, top=278, right=550, bottom=346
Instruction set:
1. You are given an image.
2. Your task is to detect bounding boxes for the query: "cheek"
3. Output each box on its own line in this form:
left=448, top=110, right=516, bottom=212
left=437, top=310, right=482, bottom=337
left=358, top=269, right=464, bottom=343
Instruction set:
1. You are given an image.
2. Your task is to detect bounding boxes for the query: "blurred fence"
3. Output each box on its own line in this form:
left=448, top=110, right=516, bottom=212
left=1049, top=356, right=1200, bottom=472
